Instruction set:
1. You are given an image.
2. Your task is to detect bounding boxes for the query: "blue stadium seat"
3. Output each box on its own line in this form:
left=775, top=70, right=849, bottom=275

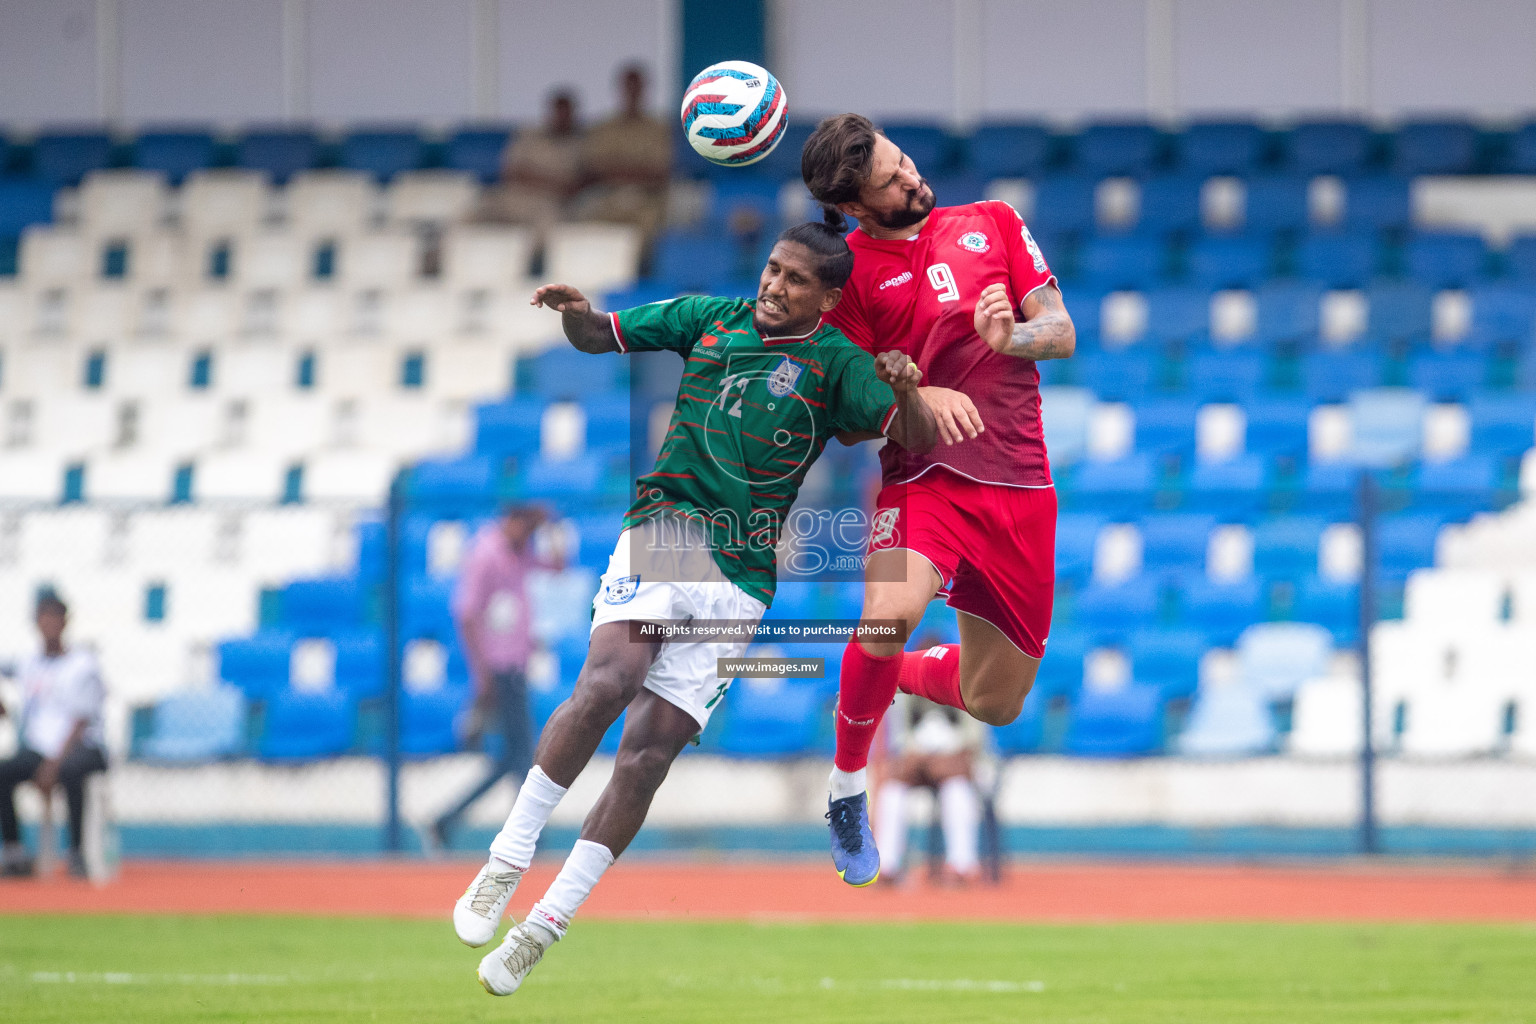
left=1068, top=454, right=1159, bottom=516
left=1185, top=351, right=1267, bottom=403
left=341, top=130, right=425, bottom=181
left=1175, top=121, right=1266, bottom=175
left=1185, top=235, right=1272, bottom=288
left=1072, top=575, right=1160, bottom=635
left=882, top=122, right=956, bottom=173
left=217, top=631, right=295, bottom=701
left=967, top=122, right=1052, bottom=178
left=750, top=120, right=814, bottom=180
left=1507, top=234, right=1536, bottom=283
left=1350, top=388, right=1426, bottom=466
left=1177, top=685, right=1276, bottom=755
left=282, top=576, right=366, bottom=632
left=1179, top=578, right=1264, bottom=646
left=582, top=397, right=636, bottom=456
left=1299, top=460, right=1359, bottom=514
left=1391, top=120, right=1479, bottom=176
left=991, top=690, right=1047, bottom=754
left=1295, top=232, right=1378, bottom=287
left=446, top=126, right=513, bottom=182
left=1468, top=394, right=1536, bottom=455
left=1242, top=175, right=1311, bottom=234
left=1074, top=350, right=1157, bottom=400
left=410, top=455, right=497, bottom=499
left=1376, top=512, right=1449, bottom=581
left=709, top=175, right=784, bottom=227
left=1244, top=398, right=1312, bottom=458
left=716, top=678, right=823, bottom=757
left=1031, top=175, right=1098, bottom=235
left=1285, top=120, right=1372, bottom=174
left=1184, top=454, right=1268, bottom=514
left=523, top=347, right=625, bottom=398
left=353, top=517, right=387, bottom=584
left=1139, top=513, right=1215, bottom=578
left=1252, top=516, right=1326, bottom=577
left=925, top=173, right=987, bottom=207
left=404, top=576, right=455, bottom=641
left=1064, top=683, right=1163, bottom=756
left=1128, top=628, right=1206, bottom=701
left=653, top=231, right=742, bottom=289
left=236, top=130, right=320, bottom=183
left=332, top=630, right=386, bottom=699
left=1301, top=351, right=1384, bottom=402
left=1342, top=176, right=1412, bottom=232
left=1413, top=455, right=1503, bottom=516
left=1075, top=122, right=1161, bottom=176
left=1507, top=122, right=1536, bottom=174
left=258, top=688, right=357, bottom=760
left=1035, top=630, right=1088, bottom=700
left=518, top=453, right=605, bottom=498
left=1238, top=622, right=1332, bottom=701
left=474, top=398, right=545, bottom=459
left=1293, top=576, right=1359, bottom=645
left=0, top=179, right=55, bottom=236
left=1143, top=287, right=1209, bottom=342
left=1365, top=279, right=1434, bottom=340
left=1467, top=285, right=1536, bottom=342
left=1136, top=176, right=1202, bottom=234
left=1405, top=232, right=1488, bottom=289
left=1055, top=513, right=1107, bottom=585
left=141, top=686, right=248, bottom=761
left=1133, top=399, right=1200, bottom=456
left=1253, top=280, right=1324, bottom=345
left=1408, top=351, right=1487, bottom=401
left=1076, top=236, right=1167, bottom=289
left=33, top=132, right=115, bottom=187
left=133, top=131, right=216, bottom=184
left=400, top=685, right=467, bottom=756
left=1040, top=387, right=1093, bottom=467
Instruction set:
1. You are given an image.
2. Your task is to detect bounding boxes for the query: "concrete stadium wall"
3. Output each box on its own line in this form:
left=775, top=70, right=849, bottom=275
left=3, top=0, right=1536, bottom=129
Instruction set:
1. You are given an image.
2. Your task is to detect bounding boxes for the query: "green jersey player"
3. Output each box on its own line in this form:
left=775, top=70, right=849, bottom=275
left=454, top=216, right=938, bottom=998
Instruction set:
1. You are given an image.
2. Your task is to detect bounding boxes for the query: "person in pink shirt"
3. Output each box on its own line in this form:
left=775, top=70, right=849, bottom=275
left=429, top=505, right=563, bottom=849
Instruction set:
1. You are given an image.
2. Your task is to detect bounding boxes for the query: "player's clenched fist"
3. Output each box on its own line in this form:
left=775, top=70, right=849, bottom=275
left=531, top=283, right=591, bottom=315
left=973, top=282, right=1016, bottom=354
left=874, top=350, right=922, bottom=392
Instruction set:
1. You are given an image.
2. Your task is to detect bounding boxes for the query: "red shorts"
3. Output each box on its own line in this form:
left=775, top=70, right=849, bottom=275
left=867, top=470, right=1057, bottom=659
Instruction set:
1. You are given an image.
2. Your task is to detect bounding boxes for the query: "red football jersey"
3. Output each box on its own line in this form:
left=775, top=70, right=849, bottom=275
left=828, top=201, right=1057, bottom=488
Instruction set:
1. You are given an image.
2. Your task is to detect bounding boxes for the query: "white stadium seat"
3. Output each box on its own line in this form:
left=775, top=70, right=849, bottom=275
left=234, top=232, right=312, bottom=291
left=1398, top=681, right=1512, bottom=757
left=0, top=451, right=65, bottom=500
left=387, top=170, right=478, bottom=225
left=285, top=171, right=378, bottom=237
left=442, top=225, right=535, bottom=289
left=426, top=340, right=515, bottom=403
left=19, top=227, right=91, bottom=289
left=240, top=507, right=346, bottom=581
left=180, top=170, right=271, bottom=240
left=1288, top=675, right=1366, bottom=755
left=28, top=392, right=120, bottom=455
left=125, top=507, right=226, bottom=575
left=14, top=507, right=114, bottom=575
left=543, top=223, right=641, bottom=295
left=244, top=394, right=342, bottom=457
left=193, top=450, right=292, bottom=503
left=1403, top=568, right=1507, bottom=627
left=1369, top=620, right=1456, bottom=702
left=340, top=231, right=420, bottom=290
left=302, top=449, right=398, bottom=502
left=85, top=451, right=180, bottom=501
left=77, top=170, right=170, bottom=237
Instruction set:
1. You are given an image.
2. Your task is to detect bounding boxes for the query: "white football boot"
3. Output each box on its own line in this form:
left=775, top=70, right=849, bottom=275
left=477, top=920, right=553, bottom=996
left=453, top=861, right=523, bottom=947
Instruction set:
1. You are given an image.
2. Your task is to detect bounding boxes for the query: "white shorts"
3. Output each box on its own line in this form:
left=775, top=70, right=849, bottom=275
left=590, top=515, right=767, bottom=728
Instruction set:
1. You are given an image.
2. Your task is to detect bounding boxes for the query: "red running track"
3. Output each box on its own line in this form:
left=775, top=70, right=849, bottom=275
left=3, top=859, right=1536, bottom=922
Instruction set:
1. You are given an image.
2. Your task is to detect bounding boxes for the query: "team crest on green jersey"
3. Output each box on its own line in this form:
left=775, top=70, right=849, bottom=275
left=767, top=356, right=804, bottom=396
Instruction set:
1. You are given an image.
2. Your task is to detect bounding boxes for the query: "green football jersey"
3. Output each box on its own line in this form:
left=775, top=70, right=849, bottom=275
left=609, top=295, right=898, bottom=605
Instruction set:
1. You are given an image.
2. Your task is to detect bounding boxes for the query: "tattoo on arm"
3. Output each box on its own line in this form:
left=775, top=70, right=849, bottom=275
left=1008, top=285, right=1076, bottom=361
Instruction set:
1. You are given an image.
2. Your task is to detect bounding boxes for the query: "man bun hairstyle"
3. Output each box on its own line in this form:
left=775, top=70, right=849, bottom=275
left=801, top=113, right=883, bottom=208
left=776, top=216, right=854, bottom=289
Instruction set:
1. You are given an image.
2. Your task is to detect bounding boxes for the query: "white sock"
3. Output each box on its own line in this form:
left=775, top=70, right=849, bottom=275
left=526, top=839, right=614, bottom=943
left=488, top=765, right=567, bottom=871
left=938, top=776, right=980, bottom=874
left=829, top=767, right=866, bottom=801
left=875, top=780, right=909, bottom=872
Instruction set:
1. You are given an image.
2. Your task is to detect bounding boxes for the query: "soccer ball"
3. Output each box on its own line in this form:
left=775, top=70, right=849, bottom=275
left=680, top=60, right=788, bottom=167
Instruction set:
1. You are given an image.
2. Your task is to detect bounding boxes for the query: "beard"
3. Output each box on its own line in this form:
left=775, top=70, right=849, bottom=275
left=870, top=180, right=936, bottom=230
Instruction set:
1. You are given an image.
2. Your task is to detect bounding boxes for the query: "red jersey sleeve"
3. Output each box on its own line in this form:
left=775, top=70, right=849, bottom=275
left=985, top=200, right=1056, bottom=313
left=824, top=275, right=877, bottom=353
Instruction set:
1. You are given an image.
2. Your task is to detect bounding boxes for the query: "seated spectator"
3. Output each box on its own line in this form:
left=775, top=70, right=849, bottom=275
left=479, top=88, right=585, bottom=244
left=0, top=590, right=108, bottom=879
left=873, top=688, right=987, bottom=886
left=570, top=63, right=673, bottom=243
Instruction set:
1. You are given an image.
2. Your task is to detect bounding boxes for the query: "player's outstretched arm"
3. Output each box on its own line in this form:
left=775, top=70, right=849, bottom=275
left=531, top=283, right=621, bottom=354
left=974, top=282, right=1076, bottom=361
left=875, top=351, right=939, bottom=454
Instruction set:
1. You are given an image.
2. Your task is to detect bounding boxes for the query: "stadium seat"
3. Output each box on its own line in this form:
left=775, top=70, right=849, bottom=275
left=1139, top=287, right=1207, bottom=343
left=1075, top=122, right=1161, bottom=176
left=1467, top=284, right=1536, bottom=342
left=1398, top=682, right=1510, bottom=756
left=1031, top=176, right=1098, bottom=235
left=1403, top=568, right=1507, bottom=628
left=1376, top=512, right=1449, bottom=582
left=1341, top=177, right=1412, bottom=231
left=881, top=122, right=956, bottom=174
left=1179, top=578, right=1264, bottom=646
left=133, top=130, right=217, bottom=184
left=409, top=455, right=498, bottom=501
left=1507, top=235, right=1536, bottom=283
left=1294, top=232, right=1378, bottom=287
left=1405, top=232, right=1488, bottom=289
left=1288, top=675, right=1365, bottom=754
left=1128, top=628, right=1206, bottom=701
left=404, top=575, right=456, bottom=641
left=1468, top=394, right=1536, bottom=455
left=217, top=630, right=296, bottom=700
left=1184, top=453, right=1267, bottom=513
left=1177, top=684, right=1276, bottom=755
left=0, top=179, right=57, bottom=238
left=1391, top=120, right=1480, bottom=176
left=1185, top=235, right=1271, bottom=289
left=1076, top=236, right=1167, bottom=289
left=1034, top=630, right=1088, bottom=700
left=1040, top=387, right=1094, bottom=466
left=1253, top=280, right=1324, bottom=345
left=1242, top=175, right=1311, bottom=234
left=331, top=630, right=385, bottom=699
left=1252, top=516, right=1326, bottom=577
left=716, top=678, right=823, bottom=757
left=967, top=122, right=1052, bottom=178
left=990, top=690, right=1047, bottom=754
left=1237, top=622, right=1332, bottom=701
left=258, top=688, right=357, bottom=760
left=474, top=398, right=546, bottom=458
left=1067, top=453, right=1158, bottom=515
left=33, top=131, right=115, bottom=187
left=1293, top=577, right=1359, bottom=644
left=445, top=126, right=512, bottom=182
left=1132, top=400, right=1200, bottom=456
left=1300, top=351, right=1383, bottom=402
left=1174, top=121, right=1266, bottom=175
left=1413, top=455, right=1502, bottom=516
left=1072, top=575, right=1160, bottom=635
left=1408, top=351, right=1487, bottom=401
left=236, top=129, right=320, bottom=183
left=400, top=685, right=468, bottom=756
left=1064, top=683, right=1163, bottom=756
left=1185, top=351, right=1267, bottom=404
left=141, top=685, right=248, bottom=761
left=517, top=453, right=605, bottom=498
left=282, top=576, right=367, bottom=632
left=1364, top=279, right=1433, bottom=341
left=1349, top=389, right=1426, bottom=467
left=1285, top=120, right=1373, bottom=174
left=341, top=129, right=424, bottom=181
left=1056, top=513, right=1107, bottom=585
left=1136, top=176, right=1203, bottom=235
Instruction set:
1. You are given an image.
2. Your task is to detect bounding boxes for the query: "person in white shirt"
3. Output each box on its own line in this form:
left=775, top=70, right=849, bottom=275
left=0, top=591, right=107, bottom=879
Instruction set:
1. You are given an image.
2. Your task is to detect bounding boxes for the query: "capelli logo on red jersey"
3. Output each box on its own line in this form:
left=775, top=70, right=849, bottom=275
left=878, top=271, right=914, bottom=290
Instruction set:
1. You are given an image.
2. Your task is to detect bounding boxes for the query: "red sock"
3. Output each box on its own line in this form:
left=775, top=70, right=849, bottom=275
left=833, top=640, right=902, bottom=773
left=896, top=643, right=967, bottom=712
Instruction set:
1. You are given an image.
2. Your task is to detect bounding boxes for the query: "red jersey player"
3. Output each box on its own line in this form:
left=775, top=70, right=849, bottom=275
left=802, top=113, right=1076, bottom=886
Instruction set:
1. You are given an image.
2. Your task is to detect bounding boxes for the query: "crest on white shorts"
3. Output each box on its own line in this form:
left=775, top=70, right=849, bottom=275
left=605, top=574, right=640, bottom=604
left=767, top=357, right=804, bottom=397
left=870, top=508, right=901, bottom=547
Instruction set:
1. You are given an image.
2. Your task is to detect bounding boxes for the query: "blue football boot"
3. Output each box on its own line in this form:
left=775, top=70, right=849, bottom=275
left=826, top=792, right=880, bottom=887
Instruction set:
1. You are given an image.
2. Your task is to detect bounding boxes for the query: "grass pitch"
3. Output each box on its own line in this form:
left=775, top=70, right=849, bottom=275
left=2, top=914, right=1533, bottom=1023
